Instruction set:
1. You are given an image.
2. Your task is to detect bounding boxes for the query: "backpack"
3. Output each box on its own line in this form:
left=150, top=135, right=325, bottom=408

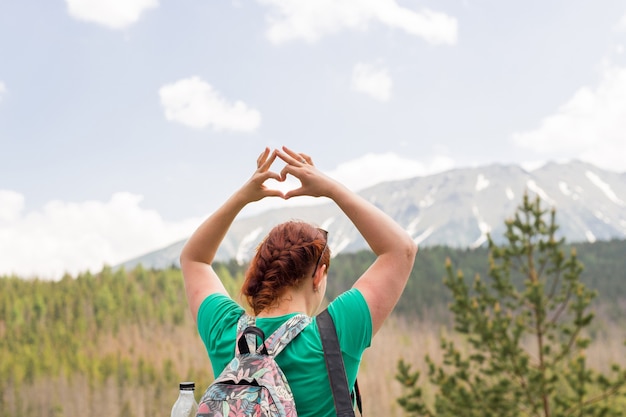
left=196, top=313, right=311, bottom=417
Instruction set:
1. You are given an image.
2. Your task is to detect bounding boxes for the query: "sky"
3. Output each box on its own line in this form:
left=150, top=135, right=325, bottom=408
left=2, top=0, right=626, bottom=279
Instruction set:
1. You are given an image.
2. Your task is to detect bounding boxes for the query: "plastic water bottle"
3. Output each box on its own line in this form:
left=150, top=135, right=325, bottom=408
left=171, top=381, right=198, bottom=417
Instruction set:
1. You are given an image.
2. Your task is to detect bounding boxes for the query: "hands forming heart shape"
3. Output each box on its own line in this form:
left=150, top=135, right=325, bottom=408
left=242, top=146, right=328, bottom=203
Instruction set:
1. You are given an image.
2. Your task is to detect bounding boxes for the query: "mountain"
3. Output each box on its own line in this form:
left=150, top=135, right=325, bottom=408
left=118, top=160, right=626, bottom=271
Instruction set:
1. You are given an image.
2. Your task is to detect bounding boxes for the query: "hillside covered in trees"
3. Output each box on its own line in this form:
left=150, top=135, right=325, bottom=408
left=331, top=238, right=626, bottom=319
left=1, top=239, right=625, bottom=416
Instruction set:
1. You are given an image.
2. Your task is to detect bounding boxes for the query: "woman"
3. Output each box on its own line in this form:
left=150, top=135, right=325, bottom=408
left=181, top=146, right=417, bottom=416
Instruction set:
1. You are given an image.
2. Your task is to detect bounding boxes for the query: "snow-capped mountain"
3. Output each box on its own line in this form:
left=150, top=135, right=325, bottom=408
left=119, top=160, right=626, bottom=270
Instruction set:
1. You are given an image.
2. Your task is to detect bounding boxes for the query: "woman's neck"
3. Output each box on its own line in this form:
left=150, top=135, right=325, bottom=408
left=256, top=291, right=311, bottom=317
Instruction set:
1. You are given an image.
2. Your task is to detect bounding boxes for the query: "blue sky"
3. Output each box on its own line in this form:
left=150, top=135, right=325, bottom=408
left=1, top=0, right=626, bottom=279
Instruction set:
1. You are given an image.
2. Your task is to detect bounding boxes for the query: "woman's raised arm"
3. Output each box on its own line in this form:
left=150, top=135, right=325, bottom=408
left=180, top=148, right=283, bottom=322
left=276, top=146, right=418, bottom=335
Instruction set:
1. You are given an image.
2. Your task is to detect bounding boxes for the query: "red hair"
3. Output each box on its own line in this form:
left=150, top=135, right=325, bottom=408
left=241, top=221, right=330, bottom=315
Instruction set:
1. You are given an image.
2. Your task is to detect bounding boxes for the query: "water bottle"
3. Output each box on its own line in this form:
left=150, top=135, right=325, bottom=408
left=171, top=381, right=198, bottom=417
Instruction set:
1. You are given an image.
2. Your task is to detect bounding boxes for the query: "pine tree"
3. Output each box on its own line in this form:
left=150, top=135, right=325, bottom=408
left=396, top=193, right=626, bottom=416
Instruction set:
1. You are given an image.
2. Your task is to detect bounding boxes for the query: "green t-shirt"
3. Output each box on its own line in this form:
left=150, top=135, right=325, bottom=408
left=196, top=288, right=372, bottom=417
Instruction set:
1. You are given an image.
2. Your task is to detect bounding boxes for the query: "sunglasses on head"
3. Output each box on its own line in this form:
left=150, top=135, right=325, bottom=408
left=311, top=229, right=328, bottom=278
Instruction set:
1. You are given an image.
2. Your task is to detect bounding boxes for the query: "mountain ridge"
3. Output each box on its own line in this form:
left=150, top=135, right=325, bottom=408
left=119, top=160, right=626, bottom=271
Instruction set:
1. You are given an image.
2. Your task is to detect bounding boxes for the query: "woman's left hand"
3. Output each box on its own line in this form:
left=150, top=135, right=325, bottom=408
left=238, top=147, right=285, bottom=203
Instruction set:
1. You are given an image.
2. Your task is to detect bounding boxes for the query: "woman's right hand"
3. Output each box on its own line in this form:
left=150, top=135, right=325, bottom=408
left=275, top=146, right=337, bottom=199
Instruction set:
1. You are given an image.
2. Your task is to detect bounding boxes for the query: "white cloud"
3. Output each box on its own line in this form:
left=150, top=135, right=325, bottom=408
left=0, top=190, right=23, bottom=222
left=511, top=64, right=626, bottom=173
left=159, top=76, right=262, bottom=132
left=0, top=81, right=6, bottom=103
left=65, top=0, right=158, bottom=29
left=327, top=152, right=455, bottom=191
left=259, top=0, right=457, bottom=45
left=0, top=191, right=200, bottom=280
left=351, top=63, right=392, bottom=101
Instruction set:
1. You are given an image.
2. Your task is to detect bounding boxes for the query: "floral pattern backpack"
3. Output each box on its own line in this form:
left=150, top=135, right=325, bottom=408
left=196, top=313, right=311, bottom=417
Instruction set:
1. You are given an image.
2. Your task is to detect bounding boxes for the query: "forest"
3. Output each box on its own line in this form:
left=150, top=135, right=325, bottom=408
left=1, top=238, right=625, bottom=416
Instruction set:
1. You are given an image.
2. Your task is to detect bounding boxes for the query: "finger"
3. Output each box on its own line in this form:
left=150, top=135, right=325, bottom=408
left=299, top=153, right=313, bottom=165
left=279, top=147, right=305, bottom=165
left=257, top=147, right=271, bottom=168
left=259, top=149, right=278, bottom=172
left=263, top=189, right=286, bottom=199
left=284, top=187, right=305, bottom=199
left=279, top=164, right=295, bottom=181
left=262, top=170, right=282, bottom=183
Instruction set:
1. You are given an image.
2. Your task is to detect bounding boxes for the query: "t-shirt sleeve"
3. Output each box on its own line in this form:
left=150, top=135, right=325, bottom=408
left=196, top=293, right=244, bottom=358
left=327, top=288, right=373, bottom=359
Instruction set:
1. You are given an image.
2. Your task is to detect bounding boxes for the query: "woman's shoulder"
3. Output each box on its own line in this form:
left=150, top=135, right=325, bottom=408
left=197, top=293, right=245, bottom=327
left=325, top=288, right=372, bottom=352
left=327, top=287, right=369, bottom=314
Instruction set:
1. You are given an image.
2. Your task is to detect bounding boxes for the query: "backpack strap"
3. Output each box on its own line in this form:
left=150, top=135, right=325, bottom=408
left=235, top=313, right=257, bottom=355
left=264, top=314, right=312, bottom=356
left=238, top=326, right=269, bottom=355
left=317, top=308, right=362, bottom=417
left=236, top=313, right=312, bottom=357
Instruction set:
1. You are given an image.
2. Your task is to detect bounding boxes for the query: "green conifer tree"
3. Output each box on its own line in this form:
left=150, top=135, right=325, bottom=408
left=396, top=194, right=626, bottom=416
